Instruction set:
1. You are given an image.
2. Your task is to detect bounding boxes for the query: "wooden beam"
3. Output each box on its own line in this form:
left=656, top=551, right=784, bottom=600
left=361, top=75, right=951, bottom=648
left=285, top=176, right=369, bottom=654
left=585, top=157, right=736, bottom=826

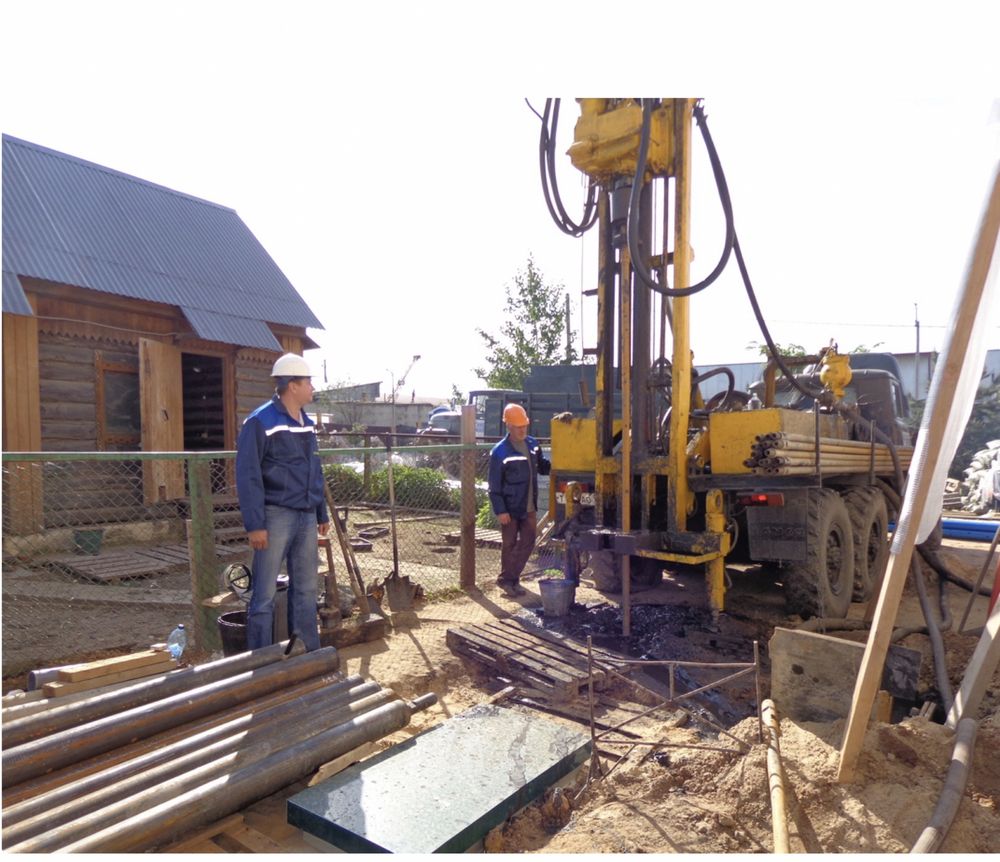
left=945, top=602, right=1000, bottom=728
left=837, top=163, right=1000, bottom=783
left=56, top=650, right=173, bottom=683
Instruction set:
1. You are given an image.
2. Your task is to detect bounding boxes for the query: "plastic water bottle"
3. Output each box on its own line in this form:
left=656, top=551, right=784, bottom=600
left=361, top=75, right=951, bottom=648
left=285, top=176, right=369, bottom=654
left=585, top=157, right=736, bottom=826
left=166, top=624, right=187, bottom=660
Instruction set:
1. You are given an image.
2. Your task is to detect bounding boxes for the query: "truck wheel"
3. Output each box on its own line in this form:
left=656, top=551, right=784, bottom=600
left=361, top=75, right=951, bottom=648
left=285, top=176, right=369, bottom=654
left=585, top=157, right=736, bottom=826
left=784, top=488, right=854, bottom=619
left=585, top=552, right=662, bottom=592
left=843, top=487, right=889, bottom=601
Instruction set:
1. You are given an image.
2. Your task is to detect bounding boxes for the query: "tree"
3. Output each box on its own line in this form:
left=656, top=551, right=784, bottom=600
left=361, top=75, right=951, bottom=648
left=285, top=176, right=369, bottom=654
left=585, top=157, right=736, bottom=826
left=475, top=255, right=577, bottom=389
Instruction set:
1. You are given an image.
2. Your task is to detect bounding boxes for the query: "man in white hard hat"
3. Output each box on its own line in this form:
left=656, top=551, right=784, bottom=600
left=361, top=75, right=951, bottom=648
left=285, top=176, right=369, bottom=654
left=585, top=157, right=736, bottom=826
left=487, top=402, right=550, bottom=598
left=236, top=353, right=329, bottom=650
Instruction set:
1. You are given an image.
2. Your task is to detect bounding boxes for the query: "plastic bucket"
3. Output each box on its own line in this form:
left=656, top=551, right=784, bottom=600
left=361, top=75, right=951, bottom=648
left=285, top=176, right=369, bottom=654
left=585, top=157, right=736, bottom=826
left=217, top=611, right=248, bottom=656
left=73, top=529, right=103, bottom=555
left=539, top=578, right=576, bottom=617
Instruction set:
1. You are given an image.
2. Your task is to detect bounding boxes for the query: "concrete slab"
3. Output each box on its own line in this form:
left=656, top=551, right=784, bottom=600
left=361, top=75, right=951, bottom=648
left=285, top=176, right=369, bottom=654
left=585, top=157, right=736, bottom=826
left=287, top=704, right=591, bottom=853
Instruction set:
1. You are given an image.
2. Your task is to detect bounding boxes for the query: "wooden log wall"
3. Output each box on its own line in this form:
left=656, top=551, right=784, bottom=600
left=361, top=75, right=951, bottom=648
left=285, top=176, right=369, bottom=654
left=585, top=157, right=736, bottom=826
left=36, top=334, right=144, bottom=527
left=235, top=351, right=275, bottom=425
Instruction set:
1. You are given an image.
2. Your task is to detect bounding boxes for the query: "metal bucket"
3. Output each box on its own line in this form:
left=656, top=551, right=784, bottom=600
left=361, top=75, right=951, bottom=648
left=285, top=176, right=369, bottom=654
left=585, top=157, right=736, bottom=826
left=539, top=578, right=575, bottom=617
left=217, top=611, right=248, bottom=656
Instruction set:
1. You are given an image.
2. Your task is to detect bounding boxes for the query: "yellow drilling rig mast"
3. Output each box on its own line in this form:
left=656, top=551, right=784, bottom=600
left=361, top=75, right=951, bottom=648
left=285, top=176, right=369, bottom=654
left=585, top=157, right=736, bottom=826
left=539, top=98, right=912, bottom=628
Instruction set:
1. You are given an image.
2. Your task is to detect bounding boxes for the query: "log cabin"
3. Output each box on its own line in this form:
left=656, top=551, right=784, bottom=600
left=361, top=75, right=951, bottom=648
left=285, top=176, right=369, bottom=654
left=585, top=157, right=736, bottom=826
left=1, top=134, right=323, bottom=535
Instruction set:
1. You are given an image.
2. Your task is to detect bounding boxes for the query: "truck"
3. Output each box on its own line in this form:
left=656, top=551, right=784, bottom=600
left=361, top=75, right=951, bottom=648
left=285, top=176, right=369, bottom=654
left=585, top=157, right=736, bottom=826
left=536, top=98, right=915, bottom=620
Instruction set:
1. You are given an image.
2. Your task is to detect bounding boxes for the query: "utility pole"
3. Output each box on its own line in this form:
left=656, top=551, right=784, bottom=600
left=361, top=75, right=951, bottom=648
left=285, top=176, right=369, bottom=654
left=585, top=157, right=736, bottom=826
left=565, top=292, right=572, bottom=361
left=914, top=303, right=920, bottom=398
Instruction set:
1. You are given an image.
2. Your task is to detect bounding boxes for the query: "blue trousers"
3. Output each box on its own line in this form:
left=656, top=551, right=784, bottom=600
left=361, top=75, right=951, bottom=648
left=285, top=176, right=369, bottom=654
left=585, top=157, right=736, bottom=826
left=248, top=505, right=320, bottom=651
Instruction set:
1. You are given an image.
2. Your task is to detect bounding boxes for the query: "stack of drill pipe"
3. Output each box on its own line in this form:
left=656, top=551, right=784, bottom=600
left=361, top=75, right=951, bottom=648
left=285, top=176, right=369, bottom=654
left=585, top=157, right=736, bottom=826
left=743, top=433, right=913, bottom=476
left=1, top=642, right=437, bottom=854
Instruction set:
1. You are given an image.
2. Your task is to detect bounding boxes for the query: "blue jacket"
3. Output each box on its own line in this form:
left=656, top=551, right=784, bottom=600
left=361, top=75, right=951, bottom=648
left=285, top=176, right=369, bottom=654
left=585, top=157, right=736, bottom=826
left=236, top=396, right=329, bottom=533
left=488, top=434, right=551, bottom=519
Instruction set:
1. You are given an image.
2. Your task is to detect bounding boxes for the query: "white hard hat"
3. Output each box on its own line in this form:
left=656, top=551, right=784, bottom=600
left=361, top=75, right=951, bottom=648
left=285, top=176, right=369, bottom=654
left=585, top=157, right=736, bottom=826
left=271, top=353, right=313, bottom=377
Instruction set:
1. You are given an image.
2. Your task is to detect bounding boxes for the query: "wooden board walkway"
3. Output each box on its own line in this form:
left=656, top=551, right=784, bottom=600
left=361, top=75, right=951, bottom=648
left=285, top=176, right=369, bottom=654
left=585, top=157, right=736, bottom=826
left=443, top=527, right=503, bottom=549
left=44, top=543, right=245, bottom=583
left=446, top=618, right=630, bottom=703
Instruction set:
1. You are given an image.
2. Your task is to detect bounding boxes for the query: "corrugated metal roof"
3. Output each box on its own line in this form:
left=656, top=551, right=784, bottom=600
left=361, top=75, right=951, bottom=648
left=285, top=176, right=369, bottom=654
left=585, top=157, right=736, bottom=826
left=2, top=269, right=34, bottom=316
left=1, top=134, right=323, bottom=346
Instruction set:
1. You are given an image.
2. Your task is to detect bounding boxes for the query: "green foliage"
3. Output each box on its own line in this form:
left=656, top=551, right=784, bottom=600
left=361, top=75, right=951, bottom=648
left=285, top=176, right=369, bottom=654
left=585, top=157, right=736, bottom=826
left=476, top=497, right=499, bottom=529
left=907, top=380, right=1000, bottom=479
left=369, top=465, right=456, bottom=511
left=746, top=340, right=808, bottom=358
left=323, top=463, right=364, bottom=503
left=475, top=255, right=577, bottom=389
left=449, top=384, right=464, bottom=409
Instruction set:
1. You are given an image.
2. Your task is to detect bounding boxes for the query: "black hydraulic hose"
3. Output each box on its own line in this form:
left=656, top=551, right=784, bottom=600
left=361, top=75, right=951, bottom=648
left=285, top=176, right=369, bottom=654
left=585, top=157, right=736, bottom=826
left=692, top=366, right=736, bottom=408
left=912, top=554, right=955, bottom=714
left=875, top=478, right=992, bottom=598
left=539, top=99, right=598, bottom=237
left=628, top=100, right=735, bottom=298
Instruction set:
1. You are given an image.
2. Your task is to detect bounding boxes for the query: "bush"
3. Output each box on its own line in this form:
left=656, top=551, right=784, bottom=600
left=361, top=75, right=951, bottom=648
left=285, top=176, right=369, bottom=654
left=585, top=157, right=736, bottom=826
left=323, top=463, right=364, bottom=503
left=370, top=465, right=456, bottom=511
left=476, top=498, right=499, bottom=529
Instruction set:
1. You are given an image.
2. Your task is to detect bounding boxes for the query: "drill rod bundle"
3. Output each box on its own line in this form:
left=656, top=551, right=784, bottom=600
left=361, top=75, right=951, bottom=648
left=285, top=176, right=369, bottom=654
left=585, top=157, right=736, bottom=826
left=744, top=433, right=913, bottom=476
left=1, top=642, right=436, bottom=853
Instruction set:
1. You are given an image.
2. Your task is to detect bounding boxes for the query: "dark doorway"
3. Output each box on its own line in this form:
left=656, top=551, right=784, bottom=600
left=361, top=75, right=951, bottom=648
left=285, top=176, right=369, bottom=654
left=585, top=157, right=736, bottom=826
left=182, top=353, right=225, bottom=449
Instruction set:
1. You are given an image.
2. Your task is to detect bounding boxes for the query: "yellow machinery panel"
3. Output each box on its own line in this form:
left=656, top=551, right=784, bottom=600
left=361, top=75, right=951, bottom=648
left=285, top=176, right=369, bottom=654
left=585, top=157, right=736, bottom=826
left=568, top=99, right=676, bottom=182
left=550, top=415, right=622, bottom=472
left=709, top=409, right=847, bottom=475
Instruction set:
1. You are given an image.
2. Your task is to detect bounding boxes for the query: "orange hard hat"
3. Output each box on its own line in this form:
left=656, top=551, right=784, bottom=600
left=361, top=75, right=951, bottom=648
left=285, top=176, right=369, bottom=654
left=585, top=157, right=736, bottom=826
left=503, top=403, right=529, bottom=425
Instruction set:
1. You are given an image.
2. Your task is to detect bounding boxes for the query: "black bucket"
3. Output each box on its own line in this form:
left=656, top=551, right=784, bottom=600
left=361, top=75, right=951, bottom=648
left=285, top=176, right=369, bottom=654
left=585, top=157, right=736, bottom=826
left=217, top=611, right=248, bottom=656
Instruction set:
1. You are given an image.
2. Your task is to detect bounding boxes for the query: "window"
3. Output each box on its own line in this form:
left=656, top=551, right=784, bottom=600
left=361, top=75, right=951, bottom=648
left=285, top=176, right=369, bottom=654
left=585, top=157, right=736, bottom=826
left=95, top=354, right=140, bottom=450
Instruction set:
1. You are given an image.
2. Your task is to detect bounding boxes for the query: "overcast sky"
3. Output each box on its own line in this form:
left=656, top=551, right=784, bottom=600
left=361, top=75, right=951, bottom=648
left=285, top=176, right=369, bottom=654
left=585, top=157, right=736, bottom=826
left=3, top=1, right=999, bottom=402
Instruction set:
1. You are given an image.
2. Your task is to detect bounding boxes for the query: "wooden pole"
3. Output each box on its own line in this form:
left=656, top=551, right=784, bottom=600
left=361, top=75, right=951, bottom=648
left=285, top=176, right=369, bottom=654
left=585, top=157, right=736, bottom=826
left=186, top=457, right=222, bottom=653
left=837, top=163, right=1000, bottom=783
left=459, top=404, right=477, bottom=589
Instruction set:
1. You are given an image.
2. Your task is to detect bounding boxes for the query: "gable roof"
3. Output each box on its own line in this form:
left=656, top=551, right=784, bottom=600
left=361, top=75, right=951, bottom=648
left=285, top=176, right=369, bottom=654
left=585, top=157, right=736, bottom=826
left=1, top=134, right=323, bottom=351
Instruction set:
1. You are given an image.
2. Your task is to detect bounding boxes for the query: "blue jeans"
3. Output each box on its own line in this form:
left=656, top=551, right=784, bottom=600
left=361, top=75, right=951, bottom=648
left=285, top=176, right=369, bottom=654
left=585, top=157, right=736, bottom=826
left=248, top=505, right=320, bottom=651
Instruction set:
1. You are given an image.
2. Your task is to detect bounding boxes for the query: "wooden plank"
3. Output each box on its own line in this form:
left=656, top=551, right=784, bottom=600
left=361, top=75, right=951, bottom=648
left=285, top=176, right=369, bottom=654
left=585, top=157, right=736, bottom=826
left=57, top=649, right=172, bottom=682
left=44, top=655, right=177, bottom=696
left=214, top=824, right=286, bottom=854
left=476, top=622, right=608, bottom=685
left=498, top=618, right=631, bottom=670
left=447, top=627, right=582, bottom=685
left=162, top=813, right=245, bottom=853
left=139, top=337, right=185, bottom=503
left=446, top=629, right=578, bottom=700
left=838, top=165, right=1000, bottom=783
left=946, top=601, right=1000, bottom=728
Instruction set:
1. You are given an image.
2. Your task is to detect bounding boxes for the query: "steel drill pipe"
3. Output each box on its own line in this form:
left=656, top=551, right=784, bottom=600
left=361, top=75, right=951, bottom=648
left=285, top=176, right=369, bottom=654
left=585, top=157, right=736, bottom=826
left=2, top=647, right=340, bottom=787
left=761, top=699, right=789, bottom=853
left=1, top=640, right=310, bottom=748
left=2, top=669, right=346, bottom=807
left=55, top=694, right=438, bottom=853
left=2, top=676, right=375, bottom=833
left=5, top=687, right=398, bottom=852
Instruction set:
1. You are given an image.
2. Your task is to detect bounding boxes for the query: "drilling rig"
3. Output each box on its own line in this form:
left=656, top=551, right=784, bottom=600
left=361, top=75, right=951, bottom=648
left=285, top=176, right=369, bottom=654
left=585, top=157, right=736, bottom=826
left=538, top=99, right=912, bottom=626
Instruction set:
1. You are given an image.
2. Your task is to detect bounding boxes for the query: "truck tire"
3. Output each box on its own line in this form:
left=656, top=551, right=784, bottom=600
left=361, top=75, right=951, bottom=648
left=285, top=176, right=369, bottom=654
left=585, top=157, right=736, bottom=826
left=586, top=551, right=662, bottom=593
left=843, top=486, right=889, bottom=601
left=784, top=488, right=854, bottom=619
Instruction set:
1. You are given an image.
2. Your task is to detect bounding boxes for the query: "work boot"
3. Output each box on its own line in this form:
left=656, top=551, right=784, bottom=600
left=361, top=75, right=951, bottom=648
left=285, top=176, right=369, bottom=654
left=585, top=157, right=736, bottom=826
left=497, top=580, right=526, bottom=598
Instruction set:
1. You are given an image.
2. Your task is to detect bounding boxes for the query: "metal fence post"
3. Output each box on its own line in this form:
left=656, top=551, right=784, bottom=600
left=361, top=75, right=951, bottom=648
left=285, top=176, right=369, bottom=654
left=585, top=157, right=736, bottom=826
left=459, top=405, right=477, bottom=589
left=186, top=457, right=222, bottom=652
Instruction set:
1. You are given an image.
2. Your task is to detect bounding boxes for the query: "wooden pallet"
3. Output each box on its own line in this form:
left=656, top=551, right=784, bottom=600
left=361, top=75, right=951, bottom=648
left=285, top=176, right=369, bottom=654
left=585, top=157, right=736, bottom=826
left=446, top=618, right=629, bottom=703
left=46, top=543, right=245, bottom=583
left=443, top=527, right=503, bottom=548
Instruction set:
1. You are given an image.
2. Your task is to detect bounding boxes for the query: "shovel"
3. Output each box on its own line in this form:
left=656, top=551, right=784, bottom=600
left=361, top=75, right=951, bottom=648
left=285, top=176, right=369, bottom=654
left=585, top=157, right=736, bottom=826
left=381, top=449, right=418, bottom=612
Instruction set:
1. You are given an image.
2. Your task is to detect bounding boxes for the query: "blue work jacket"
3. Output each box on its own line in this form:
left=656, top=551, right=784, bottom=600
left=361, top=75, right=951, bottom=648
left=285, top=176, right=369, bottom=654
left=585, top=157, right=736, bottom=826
left=488, top=434, right=551, bottom=519
left=236, top=396, right=329, bottom=533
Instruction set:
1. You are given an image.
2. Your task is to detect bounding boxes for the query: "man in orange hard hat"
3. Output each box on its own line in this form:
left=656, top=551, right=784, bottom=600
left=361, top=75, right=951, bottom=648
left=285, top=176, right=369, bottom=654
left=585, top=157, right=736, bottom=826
left=487, top=402, right=551, bottom=598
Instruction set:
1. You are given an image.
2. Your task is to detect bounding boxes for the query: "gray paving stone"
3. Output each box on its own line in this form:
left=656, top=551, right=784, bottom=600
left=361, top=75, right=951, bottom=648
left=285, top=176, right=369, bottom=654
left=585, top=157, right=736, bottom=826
left=287, top=703, right=590, bottom=853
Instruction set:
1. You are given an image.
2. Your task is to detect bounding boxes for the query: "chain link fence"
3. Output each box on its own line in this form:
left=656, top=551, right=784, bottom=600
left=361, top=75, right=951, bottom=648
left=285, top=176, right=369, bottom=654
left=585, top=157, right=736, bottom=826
left=2, top=442, right=558, bottom=679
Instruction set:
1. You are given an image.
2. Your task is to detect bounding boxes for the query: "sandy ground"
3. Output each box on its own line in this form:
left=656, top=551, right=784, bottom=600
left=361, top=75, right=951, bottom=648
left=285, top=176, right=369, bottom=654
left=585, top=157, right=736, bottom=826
left=4, top=534, right=996, bottom=852
left=326, top=537, right=999, bottom=853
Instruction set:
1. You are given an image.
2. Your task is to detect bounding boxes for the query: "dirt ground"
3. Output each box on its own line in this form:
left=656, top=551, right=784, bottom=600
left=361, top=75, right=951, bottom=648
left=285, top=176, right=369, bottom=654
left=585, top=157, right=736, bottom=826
left=327, top=536, right=999, bottom=854
left=4, top=529, right=997, bottom=853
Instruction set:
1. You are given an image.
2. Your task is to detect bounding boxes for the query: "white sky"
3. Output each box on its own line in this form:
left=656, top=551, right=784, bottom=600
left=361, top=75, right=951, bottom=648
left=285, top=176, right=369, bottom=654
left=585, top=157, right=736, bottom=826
left=3, top=1, right=999, bottom=402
